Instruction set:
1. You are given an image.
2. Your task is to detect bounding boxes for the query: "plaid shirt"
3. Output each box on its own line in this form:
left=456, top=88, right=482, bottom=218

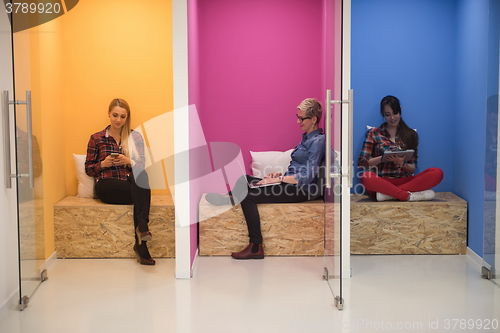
left=85, top=126, right=145, bottom=181
left=357, top=123, right=417, bottom=178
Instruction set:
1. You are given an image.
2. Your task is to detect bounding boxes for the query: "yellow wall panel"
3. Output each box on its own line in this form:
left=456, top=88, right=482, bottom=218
left=33, top=18, right=66, bottom=259
left=13, top=17, right=66, bottom=258
left=59, top=0, right=174, bottom=195
left=16, top=0, right=174, bottom=258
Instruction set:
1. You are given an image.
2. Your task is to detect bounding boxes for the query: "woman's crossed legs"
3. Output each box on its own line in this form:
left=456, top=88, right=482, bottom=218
left=360, top=167, right=443, bottom=201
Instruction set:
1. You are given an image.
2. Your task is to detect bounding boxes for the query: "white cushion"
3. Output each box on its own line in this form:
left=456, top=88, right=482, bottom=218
left=250, top=149, right=294, bottom=178
left=73, top=154, right=94, bottom=198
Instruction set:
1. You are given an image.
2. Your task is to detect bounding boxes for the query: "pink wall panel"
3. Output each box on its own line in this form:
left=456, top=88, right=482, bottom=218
left=325, top=0, right=342, bottom=152
left=188, top=0, right=201, bottom=264
left=197, top=0, right=325, bottom=174
left=188, top=0, right=339, bottom=266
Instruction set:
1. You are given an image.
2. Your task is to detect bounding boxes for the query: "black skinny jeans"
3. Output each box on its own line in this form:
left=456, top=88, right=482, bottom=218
left=234, top=175, right=314, bottom=244
left=95, top=169, right=151, bottom=246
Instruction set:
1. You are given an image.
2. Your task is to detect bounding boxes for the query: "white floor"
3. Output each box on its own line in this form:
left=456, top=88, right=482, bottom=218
left=0, top=255, right=499, bottom=333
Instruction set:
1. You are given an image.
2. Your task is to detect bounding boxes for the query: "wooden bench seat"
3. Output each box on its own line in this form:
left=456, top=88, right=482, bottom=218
left=199, top=192, right=467, bottom=256
left=350, top=192, right=467, bottom=254
left=199, top=196, right=325, bottom=256
left=54, top=195, right=175, bottom=258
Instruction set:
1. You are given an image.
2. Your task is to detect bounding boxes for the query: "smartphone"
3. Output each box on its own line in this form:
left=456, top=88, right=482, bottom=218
left=110, top=153, right=119, bottom=158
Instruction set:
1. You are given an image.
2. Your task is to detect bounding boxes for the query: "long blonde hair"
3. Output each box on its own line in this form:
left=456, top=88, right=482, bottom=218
left=108, top=98, right=139, bottom=161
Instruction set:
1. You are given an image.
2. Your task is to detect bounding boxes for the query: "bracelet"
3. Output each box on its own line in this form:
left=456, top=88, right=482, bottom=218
left=279, top=176, right=284, bottom=182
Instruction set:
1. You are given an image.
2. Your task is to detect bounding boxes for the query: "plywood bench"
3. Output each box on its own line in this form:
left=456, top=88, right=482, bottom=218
left=350, top=192, right=467, bottom=254
left=54, top=195, right=175, bottom=258
left=198, top=196, right=325, bottom=256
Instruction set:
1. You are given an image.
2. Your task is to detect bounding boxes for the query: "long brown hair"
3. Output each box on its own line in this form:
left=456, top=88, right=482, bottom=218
left=108, top=98, right=138, bottom=159
left=380, top=96, right=419, bottom=155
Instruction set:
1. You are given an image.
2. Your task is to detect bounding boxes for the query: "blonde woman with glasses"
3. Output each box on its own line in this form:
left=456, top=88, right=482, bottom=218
left=207, top=98, right=326, bottom=259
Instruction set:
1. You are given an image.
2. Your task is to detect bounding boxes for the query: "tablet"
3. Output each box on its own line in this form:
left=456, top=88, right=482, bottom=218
left=381, top=149, right=414, bottom=162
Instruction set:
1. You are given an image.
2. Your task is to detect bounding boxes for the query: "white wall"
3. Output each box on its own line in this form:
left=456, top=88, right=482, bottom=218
left=173, top=0, right=194, bottom=279
left=0, top=11, right=20, bottom=314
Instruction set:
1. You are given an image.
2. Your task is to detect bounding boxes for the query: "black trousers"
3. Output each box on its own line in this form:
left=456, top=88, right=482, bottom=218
left=235, top=175, right=312, bottom=244
left=95, top=170, right=151, bottom=252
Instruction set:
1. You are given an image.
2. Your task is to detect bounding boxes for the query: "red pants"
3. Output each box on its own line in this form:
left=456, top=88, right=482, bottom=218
left=360, top=167, right=444, bottom=201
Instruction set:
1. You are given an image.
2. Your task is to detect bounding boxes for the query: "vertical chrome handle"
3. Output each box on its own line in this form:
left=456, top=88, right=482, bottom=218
left=2, top=91, right=12, bottom=189
left=347, top=89, right=353, bottom=188
left=26, top=91, right=34, bottom=189
left=14, top=91, right=34, bottom=188
left=325, top=89, right=332, bottom=189
left=327, top=89, right=354, bottom=188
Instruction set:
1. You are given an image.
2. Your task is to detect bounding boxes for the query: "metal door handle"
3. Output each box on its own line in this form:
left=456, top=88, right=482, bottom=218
left=14, top=91, right=34, bottom=189
left=2, top=90, right=34, bottom=189
left=326, top=89, right=354, bottom=188
left=26, top=91, right=34, bottom=189
left=347, top=89, right=353, bottom=188
left=2, top=91, right=12, bottom=189
left=325, top=90, right=332, bottom=188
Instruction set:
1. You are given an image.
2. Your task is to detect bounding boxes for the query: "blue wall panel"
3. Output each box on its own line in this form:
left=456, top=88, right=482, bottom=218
left=455, top=0, right=489, bottom=256
left=352, top=0, right=457, bottom=193
left=352, top=0, right=491, bottom=256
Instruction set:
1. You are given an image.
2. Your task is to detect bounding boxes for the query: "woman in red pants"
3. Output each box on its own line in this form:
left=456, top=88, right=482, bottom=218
left=357, top=95, right=443, bottom=201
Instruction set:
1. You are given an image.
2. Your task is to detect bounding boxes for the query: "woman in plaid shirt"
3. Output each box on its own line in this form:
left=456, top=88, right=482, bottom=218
left=357, top=96, right=443, bottom=201
left=85, top=99, right=155, bottom=265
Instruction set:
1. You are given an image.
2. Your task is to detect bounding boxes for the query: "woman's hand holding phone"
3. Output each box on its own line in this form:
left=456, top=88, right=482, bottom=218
left=101, top=153, right=131, bottom=168
left=111, top=153, right=131, bottom=166
left=101, top=154, right=116, bottom=168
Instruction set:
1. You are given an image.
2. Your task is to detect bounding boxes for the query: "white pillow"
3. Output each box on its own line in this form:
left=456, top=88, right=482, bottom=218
left=250, top=149, right=294, bottom=178
left=73, top=154, right=94, bottom=198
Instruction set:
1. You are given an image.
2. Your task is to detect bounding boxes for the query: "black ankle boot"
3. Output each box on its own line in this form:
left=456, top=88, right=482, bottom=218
left=133, top=243, right=155, bottom=265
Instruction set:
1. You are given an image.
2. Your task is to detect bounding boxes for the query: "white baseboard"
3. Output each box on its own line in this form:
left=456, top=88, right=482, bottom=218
left=40, top=251, right=57, bottom=274
left=466, top=247, right=484, bottom=274
left=0, top=252, right=58, bottom=316
left=0, top=289, right=19, bottom=317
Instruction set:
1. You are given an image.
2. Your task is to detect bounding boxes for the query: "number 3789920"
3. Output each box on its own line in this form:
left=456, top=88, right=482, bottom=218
left=6, top=2, right=62, bottom=14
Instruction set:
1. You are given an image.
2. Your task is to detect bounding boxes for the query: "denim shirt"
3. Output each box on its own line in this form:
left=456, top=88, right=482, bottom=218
left=285, top=128, right=326, bottom=191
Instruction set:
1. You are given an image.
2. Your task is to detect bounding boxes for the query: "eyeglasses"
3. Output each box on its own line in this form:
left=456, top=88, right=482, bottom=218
left=296, top=114, right=311, bottom=122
